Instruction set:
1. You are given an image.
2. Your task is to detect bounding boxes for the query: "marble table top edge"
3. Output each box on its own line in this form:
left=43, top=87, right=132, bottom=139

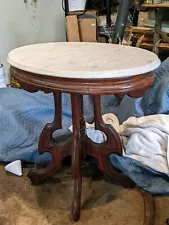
left=7, top=57, right=161, bottom=79
left=7, top=42, right=161, bottom=79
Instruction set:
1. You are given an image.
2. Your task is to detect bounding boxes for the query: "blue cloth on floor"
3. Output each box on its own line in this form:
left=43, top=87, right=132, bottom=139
left=0, top=87, right=133, bottom=165
left=110, top=155, right=169, bottom=195
left=0, top=88, right=72, bottom=165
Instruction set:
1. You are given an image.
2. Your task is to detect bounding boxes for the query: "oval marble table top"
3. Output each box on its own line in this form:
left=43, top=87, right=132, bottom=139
left=7, top=42, right=161, bottom=79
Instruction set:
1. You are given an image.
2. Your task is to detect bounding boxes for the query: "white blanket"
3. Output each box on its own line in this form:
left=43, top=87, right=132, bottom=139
left=69, top=114, right=169, bottom=175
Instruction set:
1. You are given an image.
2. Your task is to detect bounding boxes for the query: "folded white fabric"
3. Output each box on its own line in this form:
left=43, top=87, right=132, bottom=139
left=69, top=114, right=169, bottom=175
left=121, top=115, right=169, bottom=174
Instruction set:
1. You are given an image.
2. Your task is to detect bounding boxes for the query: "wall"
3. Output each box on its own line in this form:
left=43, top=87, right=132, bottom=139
left=0, top=0, right=66, bottom=83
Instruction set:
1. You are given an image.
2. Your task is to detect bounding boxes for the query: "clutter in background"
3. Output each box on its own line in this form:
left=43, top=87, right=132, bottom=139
left=65, top=0, right=169, bottom=55
left=144, top=0, right=169, bottom=3
left=125, top=2, right=169, bottom=55
left=144, top=0, right=161, bottom=3
left=65, top=8, right=133, bottom=43
left=68, top=0, right=87, bottom=11
left=0, top=64, right=7, bottom=88
left=9, top=78, right=21, bottom=89
left=66, top=10, right=97, bottom=42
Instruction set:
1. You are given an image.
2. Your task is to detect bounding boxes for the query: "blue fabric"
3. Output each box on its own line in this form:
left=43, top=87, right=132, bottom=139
left=1, top=58, right=169, bottom=195
left=134, top=58, right=169, bottom=116
left=0, top=88, right=133, bottom=165
left=0, top=89, right=72, bottom=165
left=110, top=154, right=169, bottom=195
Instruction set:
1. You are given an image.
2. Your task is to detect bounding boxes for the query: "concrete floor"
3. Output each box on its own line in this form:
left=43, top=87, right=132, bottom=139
left=0, top=163, right=169, bottom=225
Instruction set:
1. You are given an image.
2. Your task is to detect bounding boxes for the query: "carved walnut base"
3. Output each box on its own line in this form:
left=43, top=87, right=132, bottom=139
left=27, top=92, right=134, bottom=222
left=11, top=67, right=154, bottom=222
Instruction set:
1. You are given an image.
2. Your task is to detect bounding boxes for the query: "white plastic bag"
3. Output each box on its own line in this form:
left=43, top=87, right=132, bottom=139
left=0, top=64, right=7, bottom=88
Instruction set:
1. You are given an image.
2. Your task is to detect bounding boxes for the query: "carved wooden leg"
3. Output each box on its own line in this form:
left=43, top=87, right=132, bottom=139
left=27, top=92, right=72, bottom=185
left=86, top=95, right=134, bottom=188
left=71, top=94, right=84, bottom=222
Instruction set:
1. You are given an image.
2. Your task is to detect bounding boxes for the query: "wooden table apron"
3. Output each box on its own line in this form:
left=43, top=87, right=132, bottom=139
left=10, top=66, right=154, bottom=222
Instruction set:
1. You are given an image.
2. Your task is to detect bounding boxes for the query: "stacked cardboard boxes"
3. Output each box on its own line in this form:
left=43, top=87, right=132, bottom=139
left=66, top=10, right=97, bottom=42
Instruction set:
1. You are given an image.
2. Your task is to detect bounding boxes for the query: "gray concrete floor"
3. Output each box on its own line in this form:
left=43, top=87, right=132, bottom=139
left=0, top=164, right=168, bottom=225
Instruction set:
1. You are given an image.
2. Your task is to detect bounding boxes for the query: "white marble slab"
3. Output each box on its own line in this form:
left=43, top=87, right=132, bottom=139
left=7, top=42, right=161, bottom=79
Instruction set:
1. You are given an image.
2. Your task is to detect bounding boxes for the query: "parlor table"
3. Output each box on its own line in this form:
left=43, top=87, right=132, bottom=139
left=7, top=42, right=160, bottom=222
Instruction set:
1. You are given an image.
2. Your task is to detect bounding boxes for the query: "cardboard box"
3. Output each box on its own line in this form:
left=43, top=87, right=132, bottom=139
left=66, top=10, right=97, bottom=42
left=66, top=15, right=80, bottom=42
left=137, top=11, right=155, bottom=28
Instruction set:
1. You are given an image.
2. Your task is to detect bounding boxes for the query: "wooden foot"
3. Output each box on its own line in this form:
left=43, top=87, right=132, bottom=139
left=72, top=177, right=82, bottom=222
left=27, top=92, right=72, bottom=185
left=27, top=161, right=62, bottom=185
left=71, top=94, right=85, bottom=222
left=86, top=95, right=134, bottom=188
